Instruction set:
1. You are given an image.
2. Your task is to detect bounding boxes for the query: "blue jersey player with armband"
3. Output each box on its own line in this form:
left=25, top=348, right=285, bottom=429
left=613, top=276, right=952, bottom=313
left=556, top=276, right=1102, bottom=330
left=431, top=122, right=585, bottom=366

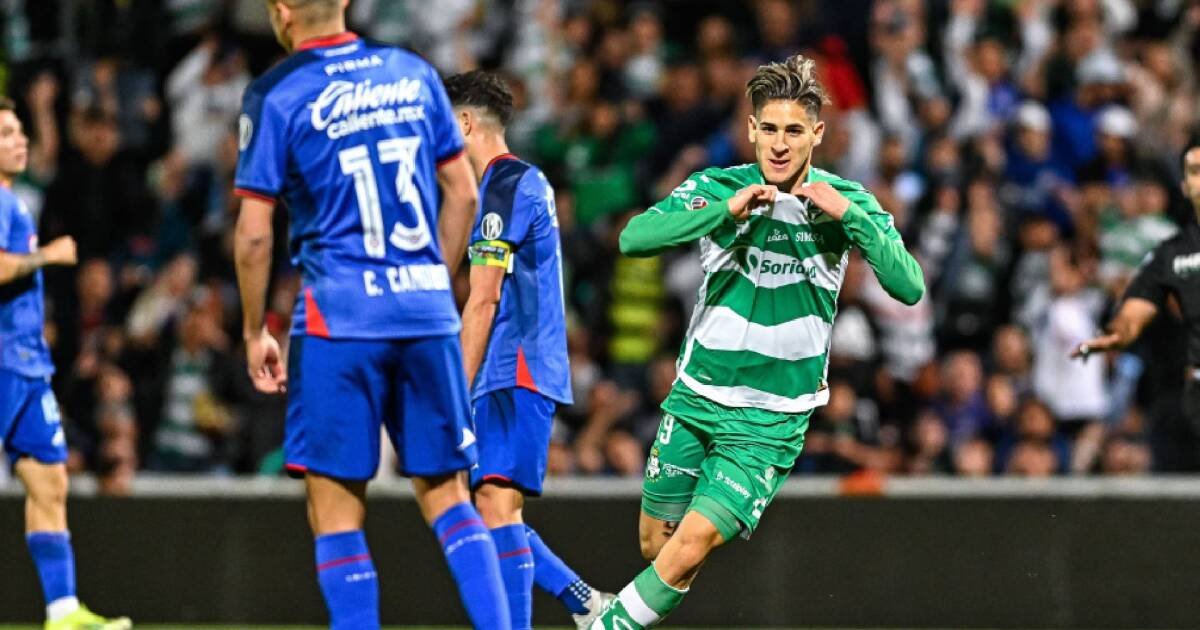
left=0, top=98, right=130, bottom=630
left=233, top=2, right=510, bottom=629
left=445, top=71, right=614, bottom=629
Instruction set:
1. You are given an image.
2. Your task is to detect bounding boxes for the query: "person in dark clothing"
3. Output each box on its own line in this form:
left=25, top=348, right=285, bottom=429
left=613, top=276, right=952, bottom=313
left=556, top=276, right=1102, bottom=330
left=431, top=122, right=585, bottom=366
left=1075, top=142, right=1200, bottom=469
left=39, top=107, right=154, bottom=262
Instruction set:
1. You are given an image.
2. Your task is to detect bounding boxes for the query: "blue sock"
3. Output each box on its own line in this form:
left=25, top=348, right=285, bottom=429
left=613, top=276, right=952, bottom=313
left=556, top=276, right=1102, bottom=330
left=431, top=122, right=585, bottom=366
left=432, top=502, right=511, bottom=630
left=491, top=524, right=534, bottom=630
left=525, top=525, right=592, bottom=615
left=314, top=530, right=379, bottom=630
left=26, top=532, right=76, bottom=607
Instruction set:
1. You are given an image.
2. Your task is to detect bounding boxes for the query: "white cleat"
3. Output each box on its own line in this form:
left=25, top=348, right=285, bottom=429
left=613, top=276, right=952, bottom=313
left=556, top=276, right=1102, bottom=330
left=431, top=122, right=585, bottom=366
left=572, top=589, right=616, bottom=630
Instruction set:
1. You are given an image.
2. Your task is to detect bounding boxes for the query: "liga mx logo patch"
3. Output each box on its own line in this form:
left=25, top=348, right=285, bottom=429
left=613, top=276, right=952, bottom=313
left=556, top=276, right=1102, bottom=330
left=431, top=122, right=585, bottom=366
left=690, top=196, right=708, bottom=210
left=481, top=212, right=504, bottom=240
left=238, top=114, right=253, bottom=151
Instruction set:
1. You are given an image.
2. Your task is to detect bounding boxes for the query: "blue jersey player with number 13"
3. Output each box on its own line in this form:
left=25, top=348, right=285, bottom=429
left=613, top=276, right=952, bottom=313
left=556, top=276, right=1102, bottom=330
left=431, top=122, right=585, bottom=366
left=233, top=1, right=511, bottom=628
left=446, top=71, right=613, bottom=629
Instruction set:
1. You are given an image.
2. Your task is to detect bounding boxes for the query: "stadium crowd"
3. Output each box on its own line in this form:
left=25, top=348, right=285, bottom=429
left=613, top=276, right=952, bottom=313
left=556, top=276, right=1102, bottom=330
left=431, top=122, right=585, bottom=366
left=0, top=0, right=1197, bottom=493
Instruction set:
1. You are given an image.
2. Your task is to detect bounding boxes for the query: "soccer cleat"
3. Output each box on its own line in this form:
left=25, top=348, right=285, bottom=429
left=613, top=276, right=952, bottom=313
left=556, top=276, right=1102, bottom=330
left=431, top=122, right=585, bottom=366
left=44, top=604, right=132, bottom=630
left=572, top=589, right=616, bottom=629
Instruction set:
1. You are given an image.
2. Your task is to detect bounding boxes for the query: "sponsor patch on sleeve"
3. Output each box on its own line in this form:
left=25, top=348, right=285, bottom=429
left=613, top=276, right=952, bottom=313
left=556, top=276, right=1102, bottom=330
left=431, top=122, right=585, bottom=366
left=469, top=240, right=513, bottom=270
left=690, top=196, right=709, bottom=210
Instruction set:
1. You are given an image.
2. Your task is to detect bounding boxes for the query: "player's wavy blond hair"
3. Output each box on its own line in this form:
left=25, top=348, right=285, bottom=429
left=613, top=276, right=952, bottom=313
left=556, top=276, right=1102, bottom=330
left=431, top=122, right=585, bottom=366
left=746, top=54, right=831, bottom=119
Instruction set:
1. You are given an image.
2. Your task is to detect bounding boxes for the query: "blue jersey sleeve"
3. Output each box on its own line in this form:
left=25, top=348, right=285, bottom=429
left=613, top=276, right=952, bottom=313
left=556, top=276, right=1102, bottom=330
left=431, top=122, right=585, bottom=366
left=472, top=166, right=539, bottom=248
left=235, top=85, right=290, bottom=200
left=0, top=196, right=11, bottom=249
left=426, top=64, right=465, bottom=165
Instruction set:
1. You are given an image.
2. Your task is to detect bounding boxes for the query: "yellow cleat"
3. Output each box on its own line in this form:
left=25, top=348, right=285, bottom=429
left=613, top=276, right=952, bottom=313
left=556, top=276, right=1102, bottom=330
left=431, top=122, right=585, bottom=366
left=44, top=604, right=132, bottom=630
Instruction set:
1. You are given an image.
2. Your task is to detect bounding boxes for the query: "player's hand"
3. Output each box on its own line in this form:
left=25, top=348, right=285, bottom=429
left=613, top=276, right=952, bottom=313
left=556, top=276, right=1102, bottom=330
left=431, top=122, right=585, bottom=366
left=1070, top=332, right=1121, bottom=362
left=728, top=184, right=778, bottom=221
left=40, top=236, right=77, bottom=267
left=796, top=181, right=851, bottom=221
left=246, top=329, right=287, bottom=394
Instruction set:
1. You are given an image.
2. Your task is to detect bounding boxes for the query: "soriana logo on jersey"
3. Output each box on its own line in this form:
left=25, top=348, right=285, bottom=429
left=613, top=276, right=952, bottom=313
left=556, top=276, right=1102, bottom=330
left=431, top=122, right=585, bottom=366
left=310, top=78, right=428, bottom=139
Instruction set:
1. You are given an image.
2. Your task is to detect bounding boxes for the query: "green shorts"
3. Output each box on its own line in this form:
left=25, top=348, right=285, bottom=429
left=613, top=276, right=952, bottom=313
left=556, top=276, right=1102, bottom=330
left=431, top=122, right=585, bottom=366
left=640, top=409, right=809, bottom=541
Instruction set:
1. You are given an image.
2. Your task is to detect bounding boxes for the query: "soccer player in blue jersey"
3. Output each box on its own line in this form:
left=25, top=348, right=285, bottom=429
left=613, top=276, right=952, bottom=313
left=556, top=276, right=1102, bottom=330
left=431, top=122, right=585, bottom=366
left=445, top=71, right=613, bottom=629
left=233, top=2, right=510, bottom=628
left=0, top=98, right=131, bottom=630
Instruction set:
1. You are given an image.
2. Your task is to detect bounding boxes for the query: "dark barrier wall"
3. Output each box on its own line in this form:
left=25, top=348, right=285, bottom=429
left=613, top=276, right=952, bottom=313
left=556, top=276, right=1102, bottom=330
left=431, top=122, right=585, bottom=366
left=2, top=492, right=1200, bottom=628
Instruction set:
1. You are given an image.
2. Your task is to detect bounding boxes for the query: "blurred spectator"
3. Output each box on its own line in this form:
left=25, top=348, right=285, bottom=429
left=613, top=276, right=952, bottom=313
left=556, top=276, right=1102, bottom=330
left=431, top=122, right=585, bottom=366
left=40, top=106, right=154, bottom=261
left=1100, top=433, right=1152, bottom=475
left=907, top=409, right=952, bottom=474
left=1049, top=50, right=1126, bottom=173
left=954, top=438, right=994, bottom=477
left=71, top=56, right=161, bottom=153
left=1098, top=169, right=1177, bottom=288
left=166, top=38, right=249, bottom=171
left=1000, top=101, right=1073, bottom=227
left=149, top=297, right=238, bottom=473
left=936, top=179, right=1011, bottom=350
left=934, top=350, right=993, bottom=447
left=1031, top=247, right=1108, bottom=471
left=126, top=253, right=198, bottom=347
left=991, top=324, right=1033, bottom=396
left=1006, top=440, right=1059, bottom=477
left=997, top=398, right=1071, bottom=475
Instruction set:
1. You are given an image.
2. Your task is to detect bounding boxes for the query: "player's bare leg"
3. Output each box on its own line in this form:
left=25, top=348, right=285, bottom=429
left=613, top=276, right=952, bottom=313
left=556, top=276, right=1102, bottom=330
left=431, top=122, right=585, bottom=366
left=638, top=512, right=677, bottom=561
left=305, top=473, right=367, bottom=534
left=304, top=473, right=378, bottom=630
left=650, top=511, right=724, bottom=588
left=412, top=471, right=473, bottom=524
left=414, top=472, right=512, bottom=629
left=475, top=481, right=524, bottom=527
left=585, top=511, right=726, bottom=629
left=17, top=458, right=68, bottom=532
left=17, top=459, right=131, bottom=630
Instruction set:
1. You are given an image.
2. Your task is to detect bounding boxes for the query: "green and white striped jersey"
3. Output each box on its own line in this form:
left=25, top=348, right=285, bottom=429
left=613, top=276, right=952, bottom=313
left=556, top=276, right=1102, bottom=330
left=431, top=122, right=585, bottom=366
left=623, top=163, right=923, bottom=421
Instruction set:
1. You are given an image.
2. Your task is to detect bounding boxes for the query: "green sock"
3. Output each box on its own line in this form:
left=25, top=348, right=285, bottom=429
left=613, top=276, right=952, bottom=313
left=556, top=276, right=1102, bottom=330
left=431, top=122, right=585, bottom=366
left=595, top=564, right=687, bottom=629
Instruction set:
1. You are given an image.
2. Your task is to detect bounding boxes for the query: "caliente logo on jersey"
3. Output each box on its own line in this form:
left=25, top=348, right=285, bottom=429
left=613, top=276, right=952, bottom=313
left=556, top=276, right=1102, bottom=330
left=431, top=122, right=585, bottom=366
left=310, top=78, right=427, bottom=139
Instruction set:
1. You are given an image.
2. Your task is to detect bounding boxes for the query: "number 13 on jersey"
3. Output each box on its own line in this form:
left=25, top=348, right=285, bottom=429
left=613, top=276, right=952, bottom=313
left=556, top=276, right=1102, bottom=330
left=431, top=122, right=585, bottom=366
left=339, top=136, right=431, bottom=258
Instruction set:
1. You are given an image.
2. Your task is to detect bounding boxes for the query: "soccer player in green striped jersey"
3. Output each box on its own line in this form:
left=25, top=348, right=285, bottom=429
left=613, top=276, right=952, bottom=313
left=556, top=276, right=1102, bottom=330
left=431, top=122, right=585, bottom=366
left=580, top=55, right=925, bottom=629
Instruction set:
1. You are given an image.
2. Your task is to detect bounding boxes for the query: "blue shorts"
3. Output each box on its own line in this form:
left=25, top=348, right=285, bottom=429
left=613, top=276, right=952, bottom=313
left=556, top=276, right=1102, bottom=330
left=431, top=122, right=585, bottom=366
left=0, top=368, right=68, bottom=466
left=470, top=387, right=556, bottom=495
left=285, top=335, right=477, bottom=481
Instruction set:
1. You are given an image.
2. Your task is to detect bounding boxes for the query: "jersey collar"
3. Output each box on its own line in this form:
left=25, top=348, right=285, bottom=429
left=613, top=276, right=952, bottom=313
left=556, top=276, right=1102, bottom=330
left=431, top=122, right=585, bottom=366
left=483, top=153, right=518, bottom=176
left=296, top=32, right=359, bottom=51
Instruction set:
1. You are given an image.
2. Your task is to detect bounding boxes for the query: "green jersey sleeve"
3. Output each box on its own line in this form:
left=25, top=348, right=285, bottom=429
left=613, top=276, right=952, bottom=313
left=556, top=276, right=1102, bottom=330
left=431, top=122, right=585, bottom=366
left=839, top=188, right=926, bottom=306
left=619, top=171, right=734, bottom=257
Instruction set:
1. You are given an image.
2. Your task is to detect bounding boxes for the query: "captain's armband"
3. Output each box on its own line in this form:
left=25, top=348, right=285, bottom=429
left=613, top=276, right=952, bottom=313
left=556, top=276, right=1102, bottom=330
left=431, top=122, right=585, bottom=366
left=468, top=240, right=513, bottom=271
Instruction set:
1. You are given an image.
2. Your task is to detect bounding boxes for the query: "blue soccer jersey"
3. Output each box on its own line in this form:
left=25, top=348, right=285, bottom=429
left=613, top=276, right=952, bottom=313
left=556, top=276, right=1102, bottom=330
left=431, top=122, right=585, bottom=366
left=235, top=33, right=465, bottom=339
left=0, top=186, right=54, bottom=378
left=467, top=155, right=572, bottom=405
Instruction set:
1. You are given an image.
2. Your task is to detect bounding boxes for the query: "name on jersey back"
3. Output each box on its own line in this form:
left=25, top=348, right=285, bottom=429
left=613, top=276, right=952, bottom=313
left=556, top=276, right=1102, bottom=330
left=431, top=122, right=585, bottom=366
left=362, top=264, right=450, bottom=298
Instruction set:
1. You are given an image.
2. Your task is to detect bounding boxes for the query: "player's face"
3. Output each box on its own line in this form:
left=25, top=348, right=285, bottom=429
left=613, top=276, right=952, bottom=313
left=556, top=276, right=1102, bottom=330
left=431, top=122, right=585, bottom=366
left=1182, top=147, right=1200, bottom=211
left=0, top=111, right=29, bottom=180
left=748, top=99, right=824, bottom=188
